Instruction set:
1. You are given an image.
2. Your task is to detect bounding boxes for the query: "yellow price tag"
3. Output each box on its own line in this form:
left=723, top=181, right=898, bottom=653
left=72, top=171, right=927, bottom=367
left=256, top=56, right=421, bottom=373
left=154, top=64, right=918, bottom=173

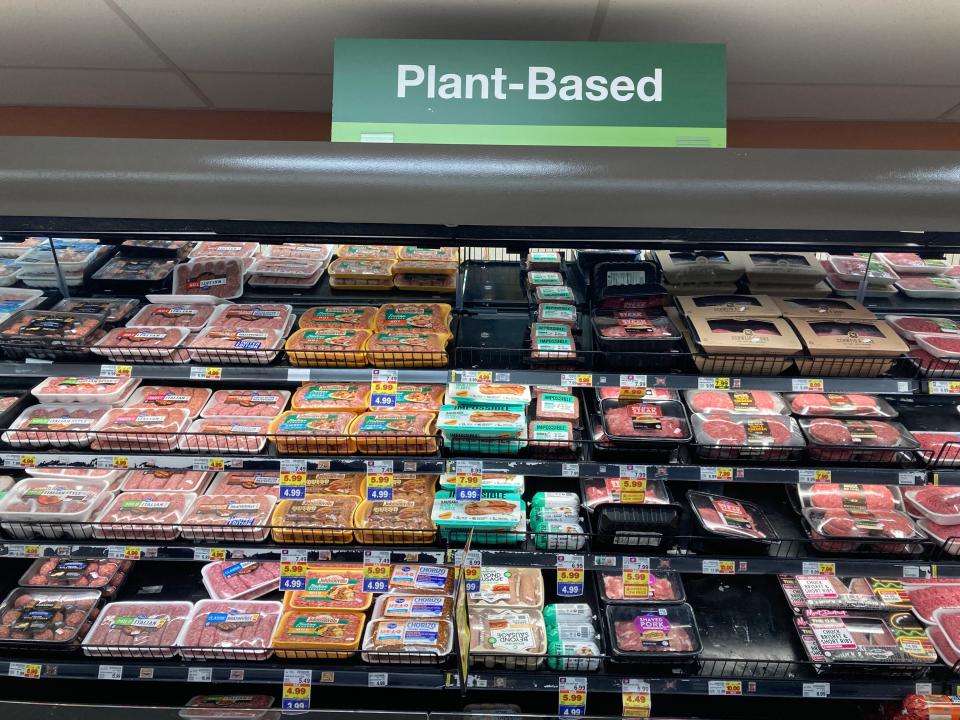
left=283, top=684, right=310, bottom=700
left=24, top=545, right=40, bottom=558
left=559, top=691, right=586, bottom=706
left=371, top=380, right=397, bottom=395
left=455, top=472, right=482, bottom=488
left=112, top=456, right=129, bottom=470
left=124, top=546, right=142, bottom=560
left=619, top=386, right=647, bottom=401
left=557, top=567, right=584, bottom=584
left=464, top=563, right=481, bottom=584
left=207, top=458, right=225, bottom=472
left=205, top=367, right=222, bottom=381
left=814, top=469, right=832, bottom=483
left=24, top=664, right=41, bottom=679
left=620, top=477, right=647, bottom=504
left=714, top=377, right=731, bottom=389
left=950, top=381, right=960, bottom=394
left=115, top=365, right=133, bottom=378
left=715, top=467, right=733, bottom=481
left=818, top=562, right=836, bottom=576
left=575, top=373, right=592, bottom=387
left=622, top=692, right=651, bottom=718
left=367, top=473, right=395, bottom=489
left=623, top=570, right=650, bottom=599
left=363, top=563, right=391, bottom=581
left=808, top=379, right=824, bottom=391
left=718, top=561, right=736, bottom=575
left=209, top=548, right=227, bottom=561
left=281, top=562, right=306, bottom=577
left=724, top=681, right=743, bottom=695
left=280, top=472, right=306, bottom=486
left=19, top=455, right=36, bottom=468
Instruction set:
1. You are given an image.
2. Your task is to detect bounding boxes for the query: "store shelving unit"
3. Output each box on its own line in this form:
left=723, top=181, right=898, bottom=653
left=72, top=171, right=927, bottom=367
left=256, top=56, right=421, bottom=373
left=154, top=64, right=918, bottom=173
left=0, top=139, right=959, bottom=716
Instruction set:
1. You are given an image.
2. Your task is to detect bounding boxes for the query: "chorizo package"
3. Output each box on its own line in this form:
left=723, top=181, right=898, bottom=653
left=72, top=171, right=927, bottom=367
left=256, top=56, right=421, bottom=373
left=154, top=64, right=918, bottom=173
left=361, top=618, right=453, bottom=664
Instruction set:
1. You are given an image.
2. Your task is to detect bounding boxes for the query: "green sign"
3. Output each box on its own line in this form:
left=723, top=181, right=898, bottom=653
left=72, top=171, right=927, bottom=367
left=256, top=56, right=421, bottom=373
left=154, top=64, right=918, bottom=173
left=332, top=39, right=725, bottom=148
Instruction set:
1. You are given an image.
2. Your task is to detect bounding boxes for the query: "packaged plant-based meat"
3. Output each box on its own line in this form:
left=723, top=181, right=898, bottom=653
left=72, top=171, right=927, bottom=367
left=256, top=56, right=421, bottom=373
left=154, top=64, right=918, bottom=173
left=531, top=322, right=572, bottom=340
left=90, top=407, right=191, bottom=452
left=190, top=241, right=260, bottom=260
left=527, top=420, right=574, bottom=452
left=0, top=477, right=112, bottom=539
left=373, top=304, right=452, bottom=335
left=600, top=571, right=685, bottom=604
left=389, top=565, right=454, bottom=596
left=125, top=385, right=212, bottom=419
left=93, top=491, right=195, bottom=540
left=179, top=417, right=271, bottom=454
left=121, top=469, right=212, bottom=494
left=201, top=389, right=289, bottom=419
left=52, top=297, right=139, bottom=324
left=800, top=418, right=918, bottom=463
left=438, top=473, right=525, bottom=494
left=785, top=392, right=898, bottom=418
left=795, top=610, right=936, bottom=669
left=527, top=271, right=564, bottom=287
left=606, top=603, right=702, bottom=661
left=444, top=383, right=531, bottom=407
left=270, top=495, right=360, bottom=544
left=687, top=491, right=778, bottom=543
left=268, top=411, right=357, bottom=454
left=205, top=472, right=280, bottom=496
left=912, top=432, right=960, bottom=468
left=877, top=253, right=948, bottom=275
left=437, top=404, right=527, bottom=455
left=0, top=588, right=101, bottom=646
left=173, top=258, right=245, bottom=300
left=372, top=594, right=453, bottom=621
left=396, top=245, right=458, bottom=265
left=291, top=383, right=369, bottom=412
left=82, top=600, right=192, bottom=658
left=684, top=389, right=787, bottom=416
left=285, top=328, right=371, bottom=368
left=431, top=492, right=524, bottom=536
left=3, top=403, right=110, bottom=448
left=534, top=285, right=575, bottom=304
left=188, top=327, right=282, bottom=365
left=351, top=412, right=438, bottom=454
left=336, top=244, right=398, bottom=261
left=535, top=392, right=579, bottom=423
left=798, top=484, right=904, bottom=513
left=30, top=376, right=140, bottom=405
left=470, top=567, right=544, bottom=610
left=916, top=333, right=960, bottom=360
left=285, top=565, right=372, bottom=612
left=886, top=315, right=960, bottom=342
left=177, top=599, right=282, bottom=661
left=526, top=251, right=562, bottom=271
left=179, top=494, right=277, bottom=543
left=538, top=302, right=577, bottom=326
left=530, top=335, right=577, bottom=361
left=365, top=331, right=449, bottom=368
left=272, top=609, right=366, bottom=660
left=692, top=412, right=804, bottom=461
left=207, top=304, right=294, bottom=335
left=353, top=499, right=435, bottom=544
left=469, top=607, right=547, bottom=669
left=904, top=486, right=960, bottom=525
left=362, top=618, right=453, bottom=664
left=201, top=561, right=281, bottom=602
left=298, top=306, right=377, bottom=331
left=179, top=694, right=275, bottom=720
left=803, top=507, right=923, bottom=554
left=20, top=558, right=131, bottom=597
left=127, top=303, right=216, bottom=330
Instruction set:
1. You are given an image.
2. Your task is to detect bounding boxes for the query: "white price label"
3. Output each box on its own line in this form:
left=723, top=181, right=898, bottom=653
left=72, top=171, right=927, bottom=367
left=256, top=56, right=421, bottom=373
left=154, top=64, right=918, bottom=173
left=618, top=464, right=646, bottom=479
left=284, top=669, right=312, bottom=686
left=561, top=373, right=593, bottom=387
left=562, top=463, right=579, bottom=477
left=619, top=374, right=648, bottom=387
left=903, top=566, right=921, bottom=578
left=98, top=665, right=123, bottom=680
left=593, top=555, right=617, bottom=568
left=281, top=548, right=309, bottom=563
left=559, top=676, right=588, bottom=716
left=707, top=680, right=742, bottom=696
left=556, top=554, right=585, bottom=597
left=802, top=682, right=830, bottom=698
left=189, top=366, right=222, bottom=381
left=280, top=459, right=308, bottom=474
left=930, top=380, right=960, bottom=395
left=368, top=672, right=388, bottom=687
left=791, top=378, right=824, bottom=392
left=801, top=562, right=836, bottom=576
left=702, top=560, right=736, bottom=575
left=286, top=368, right=311, bottom=382
left=915, top=682, right=933, bottom=695
left=623, top=556, right=651, bottom=571
left=188, top=667, right=212, bottom=683
left=899, top=471, right=920, bottom=486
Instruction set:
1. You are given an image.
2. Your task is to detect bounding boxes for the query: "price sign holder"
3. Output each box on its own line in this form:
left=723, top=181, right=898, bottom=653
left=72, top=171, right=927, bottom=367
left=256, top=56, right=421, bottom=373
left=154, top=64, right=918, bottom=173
left=622, top=557, right=651, bottom=599
left=282, top=669, right=312, bottom=713
left=454, top=459, right=483, bottom=502
left=279, top=471, right=307, bottom=500
left=618, top=374, right=648, bottom=401
left=366, top=460, right=395, bottom=501
left=622, top=679, right=651, bottom=718
left=363, top=550, right=391, bottom=592
left=279, top=562, right=307, bottom=591
left=556, top=554, right=584, bottom=597
left=370, top=369, right=398, bottom=409
left=463, top=550, right=481, bottom=594
left=558, top=676, right=587, bottom=716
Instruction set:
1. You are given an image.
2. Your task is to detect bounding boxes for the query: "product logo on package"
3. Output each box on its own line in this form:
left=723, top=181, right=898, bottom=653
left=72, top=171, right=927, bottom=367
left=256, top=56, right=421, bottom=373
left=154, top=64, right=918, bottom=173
left=332, top=39, right=726, bottom=148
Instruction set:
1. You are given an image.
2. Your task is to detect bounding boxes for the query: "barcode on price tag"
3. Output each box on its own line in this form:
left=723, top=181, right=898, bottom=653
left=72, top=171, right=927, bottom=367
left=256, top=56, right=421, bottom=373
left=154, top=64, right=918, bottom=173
left=556, top=554, right=584, bottom=597
left=802, top=683, right=830, bottom=698
left=98, top=665, right=123, bottom=680
left=558, top=676, right=587, bottom=716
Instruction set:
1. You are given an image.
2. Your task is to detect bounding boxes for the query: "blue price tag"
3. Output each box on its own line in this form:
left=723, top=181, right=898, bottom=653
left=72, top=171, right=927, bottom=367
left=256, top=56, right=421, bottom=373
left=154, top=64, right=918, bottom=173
left=454, top=486, right=481, bottom=502
left=557, top=582, right=584, bottom=596
left=362, top=577, right=389, bottom=593
left=282, top=699, right=309, bottom=713
left=370, top=393, right=397, bottom=408
left=279, top=485, right=305, bottom=499
left=279, top=576, right=306, bottom=591
left=366, top=486, right=394, bottom=501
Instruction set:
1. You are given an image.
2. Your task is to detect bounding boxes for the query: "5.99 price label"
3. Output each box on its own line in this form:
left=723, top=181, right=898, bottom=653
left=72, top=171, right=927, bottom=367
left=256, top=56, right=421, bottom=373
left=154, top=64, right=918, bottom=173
left=556, top=554, right=584, bottom=597
left=363, top=550, right=391, bottom=593
left=558, top=676, right=587, bottom=716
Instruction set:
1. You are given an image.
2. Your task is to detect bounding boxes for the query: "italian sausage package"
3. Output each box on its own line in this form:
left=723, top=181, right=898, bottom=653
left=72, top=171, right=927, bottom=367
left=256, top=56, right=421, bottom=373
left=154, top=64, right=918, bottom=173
left=201, top=561, right=281, bottom=602
left=272, top=609, right=365, bottom=660
left=83, top=600, right=193, bottom=658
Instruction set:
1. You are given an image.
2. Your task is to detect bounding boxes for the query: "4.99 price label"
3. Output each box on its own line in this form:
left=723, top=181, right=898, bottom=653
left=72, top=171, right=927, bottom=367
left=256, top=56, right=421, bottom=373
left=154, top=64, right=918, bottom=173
left=282, top=669, right=312, bottom=714
left=558, top=676, right=587, bottom=716
left=363, top=550, right=391, bottom=593
left=556, top=554, right=584, bottom=597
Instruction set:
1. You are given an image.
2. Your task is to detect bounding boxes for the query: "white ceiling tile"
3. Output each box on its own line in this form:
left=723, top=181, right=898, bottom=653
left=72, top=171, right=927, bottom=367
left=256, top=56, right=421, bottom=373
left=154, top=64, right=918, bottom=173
left=114, top=0, right=598, bottom=73
left=603, top=0, right=960, bottom=86
left=190, top=73, right=332, bottom=111
left=0, top=0, right=166, bottom=69
left=729, top=83, right=960, bottom=121
left=0, top=69, right=205, bottom=108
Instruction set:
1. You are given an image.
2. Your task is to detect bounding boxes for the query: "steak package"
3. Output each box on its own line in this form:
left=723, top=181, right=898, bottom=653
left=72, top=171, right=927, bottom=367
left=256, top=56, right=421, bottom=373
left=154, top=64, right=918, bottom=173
left=599, top=399, right=692, bottom=445
left=877, top=252, right=949, bottom=275
left=734, top=251, right=826, bottom=284
left=177, top=599, right=282, bottom=660
left=773, top=297, right=875, bottom=321
left=685, top=315, right=803, bottom=369
left=606, top=603, right=702, bottom=661
left=785, top=392, right=898, bottom=418
left=686, top=491, right=778, bottom=543
left=778, top=575, right=910, bottom=613
left=827, top=255, right=900, bottom=284
left=179, top=694, right=275, bottom=720
left=800, top=418, right=918, bottom=463
left=83, top=600, right=193, bottom=658
left=789, top=318, right=908, bottom=377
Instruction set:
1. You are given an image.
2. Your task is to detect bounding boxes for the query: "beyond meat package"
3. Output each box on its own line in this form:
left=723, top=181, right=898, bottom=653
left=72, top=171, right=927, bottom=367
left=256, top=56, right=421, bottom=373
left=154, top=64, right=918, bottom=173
left=795, top=609, right=937, bottom=671
left=779, top=575, right=910, bottom=613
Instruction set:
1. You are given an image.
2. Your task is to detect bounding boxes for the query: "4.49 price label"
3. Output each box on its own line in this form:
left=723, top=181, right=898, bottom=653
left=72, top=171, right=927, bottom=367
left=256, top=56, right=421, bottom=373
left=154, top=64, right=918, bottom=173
left=556, top=554, right=584, bottom=597
left=558, top=676, right=587, bottom=716
left=363, top=550, right=391, bottom=593
left=622, top=679, right=651, bottom=718
left=282, top=669, right=312, bottom=714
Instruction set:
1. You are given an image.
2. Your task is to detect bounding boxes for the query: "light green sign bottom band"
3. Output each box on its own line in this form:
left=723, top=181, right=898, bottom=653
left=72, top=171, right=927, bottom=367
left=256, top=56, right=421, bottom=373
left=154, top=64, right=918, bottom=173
left=332, top=122, right=726, bottom=147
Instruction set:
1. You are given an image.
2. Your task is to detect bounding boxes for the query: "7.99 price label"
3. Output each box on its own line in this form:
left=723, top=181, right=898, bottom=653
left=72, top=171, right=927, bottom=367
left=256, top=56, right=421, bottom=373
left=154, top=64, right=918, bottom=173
left=454, top=459, right=483, bottom=502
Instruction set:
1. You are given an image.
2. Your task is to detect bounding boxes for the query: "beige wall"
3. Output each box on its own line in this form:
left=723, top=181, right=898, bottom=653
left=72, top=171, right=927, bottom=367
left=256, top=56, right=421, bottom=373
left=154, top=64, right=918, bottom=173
left=1, top=106, right=959, bottom=149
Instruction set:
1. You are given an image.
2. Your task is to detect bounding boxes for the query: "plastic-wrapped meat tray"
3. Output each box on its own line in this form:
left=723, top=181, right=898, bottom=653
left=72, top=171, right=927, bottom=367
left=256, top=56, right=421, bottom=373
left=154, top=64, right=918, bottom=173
left=188, top=327, right=282, bottom=365
left=917, top=518, right=960, bottom=556
left=0, top=288, right=45, bottom=317
left=3, top=403, right=110, bottom=448
left=0, top=588, right=101, bottom=646
left=916, top=334, right=960, bottom=360
left=0, top=477, right=113, bottom=539
left=785, top=392, right=898, bottom=418
left=93, top=491, right=196, bottom=540
left=201, top=561, right=281, bottom=601
left=285, top=565, right=372, bottom=612
left=778, top=575, right=910, bottom=613
left=273, top=609, right=366, bottom=660
left=91, top=256, right=176, bottom=291
left=803, top=508, right=924, bottom=554
left=598, top=399, right=691, bottom=453
left=298, top=306, right=376, bottom=331
left=0, top=310, right=105, bottom=360
left=285, top=329, right=371, bottom=368
left=599, top=571, right=685, bottom=604
left=263, top=243, right=333, bottom=261
left=127, top=303, right=216, bottom=330
left=120, top=239, right=193, bottom=259
left=797, top=484, right=903, bottom=513
left=351, top=411, right=438, bottom=454
left=604, top=603, right=702, bottom=665
left=905, top=583, right=960, bottom=624
left=201, top=390, right=289, bottom=418
left=908, top=345, right=960, bottom=378
left=121, top=469, right=212, bottom=494
left=828, top=255, right=900, bottom=284
left=93, top=326, right=190, bottom=363
left=125, top=386, right=212, bottom=419
left=208, top=304, right=294, bottom=335
left=684, top=389, right=787, bottom=415
left=190, top=241, right=260, bottom=260
left=268, top=411, right=357, bottom=454
left=686, top=491, right=779, bottom=553
left=905, top=487, right=960, bottom=525
left=581, top=477, right=680, bottom=552
left=800, top=418, right=918, bottom=464
left=31, top=376, right=140, bottom=405
left=468, top=607, right=547, bottom=670
left=877, top=253, right=948, bottom=275
left=691, top=412, right=805, bottom=461
left=90, top=407, right=190, bottom=452
left=179, top=417, right=270, bottom=454
left=83, top=600, right=192, bottom=658
left=353, top=498, right=435, bottom=545
left=52, top=298, right=140, bottom=324
left=179, top=495, right=277, bottom=543
left=361, top=618, right=453, bottom=664
left=271, top=495, right=360, bottom=544
left=897, top=276, right=960, bottom=299
left=173, top=258, right=245, bottom=300
left=205, top=472, right=280, bottom=496
left=27, top=468, right=124, bottom=488
left=886, top=315, right=960, bottom=342
left=21, top=558, right=130, bottom=597
left=177, top=599, right=282, bottom=661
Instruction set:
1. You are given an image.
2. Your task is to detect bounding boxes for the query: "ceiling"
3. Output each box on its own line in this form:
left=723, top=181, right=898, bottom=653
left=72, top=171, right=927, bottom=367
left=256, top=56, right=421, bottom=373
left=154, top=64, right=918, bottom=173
left=1, top=0, right=958, bottom=121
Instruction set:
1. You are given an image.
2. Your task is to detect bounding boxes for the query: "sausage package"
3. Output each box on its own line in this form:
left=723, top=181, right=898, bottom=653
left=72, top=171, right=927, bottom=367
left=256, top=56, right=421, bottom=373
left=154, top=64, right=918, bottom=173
left=93, top=491, right=196, bottom=541
left=179, top=494, right=277, bottom=543
left=173, top=258, right=245, bottom=300
left=291, top=383, right=370, bottom=412
left=201, top=389, right=290, bottom=419
left=201, top=561, right=281, bottom=602
left=350, top=412, right=438, bottom=454
left=179, top=417, right=271, bottom=454
left=0, top=588, right=101, bottom=646
left=272, top=609, right=366, bottom=660
left=268, top=411, right=357, bottom=454
left=361, top=618, right=453, bottom=664
left=469, top=567, right=544, bottom=610
left=90, top=407, right=191, bottom=452
left=125, top=386, right=212, bottom=419
left=83, top=600, right=193, bottom=658
left=3, top=403, right=110, bottom=449
left=122, top=469, right=212, bottom=494
left=365, top=331, right=449, bottom=368
left=298, top=306, right=376, bottom=331
left=20, top=558, right=131, bottom=597
left=0, top=477, right=113, bottom=539
left=469, top=607, right=547, bottom=669
left=177, top=599, right=282, bottom=661
left=285, top=329, right=370, bottom=368
left=189, top=327, right=282, bottom=365
left=389, top=565, right=454, bottom=595
left=353, top=499, right=435, bottom=544
left=373, top=303, right=452, bottom=335
left=284, top=565, right=372, bottom=613
left=31, top=375, right=140, bottom=405
left=127, top=303, right=216, bottom=330
left=270, top=495, right=360, bottom=544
